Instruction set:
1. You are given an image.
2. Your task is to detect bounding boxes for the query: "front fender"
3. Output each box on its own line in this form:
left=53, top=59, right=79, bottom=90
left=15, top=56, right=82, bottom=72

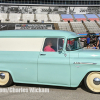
left=71, top=66, right=100, bottom=87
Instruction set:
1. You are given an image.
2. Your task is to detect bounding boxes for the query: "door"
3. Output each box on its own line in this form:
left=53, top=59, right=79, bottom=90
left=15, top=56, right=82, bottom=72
left=38, top=37, right=70, bottom=86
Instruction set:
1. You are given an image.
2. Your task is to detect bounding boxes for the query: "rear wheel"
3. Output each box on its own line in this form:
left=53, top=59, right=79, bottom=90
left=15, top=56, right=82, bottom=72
left=84, top=72, right=100, bottom=93
left=0, top=71, right=13, bottom=87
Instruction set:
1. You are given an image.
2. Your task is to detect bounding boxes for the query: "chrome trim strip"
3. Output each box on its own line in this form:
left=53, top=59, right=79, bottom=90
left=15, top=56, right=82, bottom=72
left=74, top=62, right=97, bottom=65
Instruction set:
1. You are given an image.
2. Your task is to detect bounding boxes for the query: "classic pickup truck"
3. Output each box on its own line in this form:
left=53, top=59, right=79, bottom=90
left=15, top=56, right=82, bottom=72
left=0, top=30, right=100, bottom=93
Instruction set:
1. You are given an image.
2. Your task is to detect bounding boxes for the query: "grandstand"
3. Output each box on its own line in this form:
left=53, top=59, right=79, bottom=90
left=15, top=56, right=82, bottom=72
left=1, top=12, right=100, bottom=34
left=0, top=10, right=100, bottom=33
left=0, top=4, right=100, bottom=36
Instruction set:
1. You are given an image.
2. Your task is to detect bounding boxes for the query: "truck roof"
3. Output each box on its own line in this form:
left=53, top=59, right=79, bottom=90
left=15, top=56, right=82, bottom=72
left=0, top=30, right=79, bottom=38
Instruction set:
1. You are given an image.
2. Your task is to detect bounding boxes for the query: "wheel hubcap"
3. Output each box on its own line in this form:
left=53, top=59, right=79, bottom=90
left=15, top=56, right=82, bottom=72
left=93, top=77, right=100, bottom=85
left=0, top=73, right=5, bottom=79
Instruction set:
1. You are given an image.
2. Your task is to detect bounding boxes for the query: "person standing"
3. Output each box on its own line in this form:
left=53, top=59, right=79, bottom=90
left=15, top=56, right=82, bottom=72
left=86, top=36, right=90, bottom=49
left=96, top=33, right=100, bottom=49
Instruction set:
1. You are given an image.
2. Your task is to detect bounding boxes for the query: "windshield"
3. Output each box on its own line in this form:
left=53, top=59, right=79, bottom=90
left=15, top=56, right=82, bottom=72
left=66, top=38, right=82, bottom=51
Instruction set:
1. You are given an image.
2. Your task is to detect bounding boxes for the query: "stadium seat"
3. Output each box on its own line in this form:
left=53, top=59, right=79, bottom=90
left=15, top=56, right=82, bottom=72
left=9, top=14, right=21, bottom=23
left=85, top=14, right=99, bottom=21
left=36, top=14, right=48, bottom=22
left=58, top=22, right=72, bottom=31
left=84, top=21, right=100, bottom=33
left=61, top=14, right=73, bottom=22
left=73, top=14, right=86, bottom=21
left=97, top=14, right=100, bottom=18
left=22, top=14, right=34, bottom=23
left=0, top=13, right=8, bottom=23
left=71, top=22, right=87, bottom=33
left=49, top=14, right=60, bottom=22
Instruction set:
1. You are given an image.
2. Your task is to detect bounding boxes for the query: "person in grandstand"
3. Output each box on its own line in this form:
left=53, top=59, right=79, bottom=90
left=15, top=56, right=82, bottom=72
left=86, top=36, right=90, bottom=49
left=44, top=41, right=55, bottom=52
left=96, top=33, right=100, bottom=49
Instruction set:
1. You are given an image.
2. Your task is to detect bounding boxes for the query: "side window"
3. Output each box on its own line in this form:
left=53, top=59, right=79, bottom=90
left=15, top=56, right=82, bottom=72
left=66, top=38, right=82, bottom=51
left=43, top=38, right=64, bottom=52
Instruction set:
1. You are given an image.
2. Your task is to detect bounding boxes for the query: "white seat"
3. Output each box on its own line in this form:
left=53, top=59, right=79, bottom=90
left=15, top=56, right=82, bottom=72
left=36, top=14, right=48, bottom=22
left=71, top=22, right=87, bottom=33
left=84, top=21, right=100, bottom=33
left=49, top=14, right=60, bottom=22
left=58, top=23, right=71, bottom=31
left=9, top=14, right=21, bottom=23
left=22, top=14, right=34, bottom=23
left=0, top=13, right=8, bottom=23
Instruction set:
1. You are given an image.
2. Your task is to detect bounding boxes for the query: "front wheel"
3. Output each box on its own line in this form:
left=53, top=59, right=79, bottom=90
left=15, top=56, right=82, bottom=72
left=84, top=72, right=100, bottom=93
left=0, top=71, right=13, bottom=87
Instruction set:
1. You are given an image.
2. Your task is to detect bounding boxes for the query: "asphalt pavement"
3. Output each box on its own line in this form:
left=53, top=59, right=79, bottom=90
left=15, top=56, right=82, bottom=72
left=0, top=81, right=100, bottom=100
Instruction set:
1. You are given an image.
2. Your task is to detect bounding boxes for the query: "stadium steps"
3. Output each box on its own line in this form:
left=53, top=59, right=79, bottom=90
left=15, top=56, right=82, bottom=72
left=34, top=14, right=38, bottom=22
left=84, top=14, right=89, bottom=21
left=68, top=22, right=74, bottom=32
left=59, top=14, right=63, bottom=22
left=82, top=21, right=90, bottom=33
left=71, top=14, right=76, bottom=22
left=5, top=13, right=10, bottom=21
left=47, top=14, right=51, bottom=22
left=54, top=23, right=59, bottom=30
left=95, top=20, right=100, bottom=28
left=19, top=13, right=23, bottom=21
left=95, top=14, right=100, bottom=20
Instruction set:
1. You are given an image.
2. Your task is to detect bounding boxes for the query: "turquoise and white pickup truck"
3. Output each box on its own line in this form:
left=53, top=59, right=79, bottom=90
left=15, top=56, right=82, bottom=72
left=0, top=30, right=100, bottom=93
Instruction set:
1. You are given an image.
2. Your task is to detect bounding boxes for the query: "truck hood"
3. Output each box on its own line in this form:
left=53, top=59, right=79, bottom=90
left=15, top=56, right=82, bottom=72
left=79, top=49, right=100, bottom=58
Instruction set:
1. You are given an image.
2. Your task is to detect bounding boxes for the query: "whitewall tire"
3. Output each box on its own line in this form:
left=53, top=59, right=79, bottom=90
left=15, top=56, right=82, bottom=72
left=0, top=71, right=13, bottom=87
left=84, top=72, right=100, bottom=93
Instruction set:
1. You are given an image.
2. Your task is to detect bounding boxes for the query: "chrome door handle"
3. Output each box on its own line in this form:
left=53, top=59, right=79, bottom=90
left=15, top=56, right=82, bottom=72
left=40, top=54, right=46, bottom=56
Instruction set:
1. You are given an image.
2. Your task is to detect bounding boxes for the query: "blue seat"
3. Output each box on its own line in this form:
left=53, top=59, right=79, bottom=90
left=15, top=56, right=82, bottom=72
left=97, top=14, right=100, bottom=18
left=86, top=14, right=98, bottom=18
left=61, top=14, right=73, bottom=19
left=74, top=14, right=85, bottom=18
